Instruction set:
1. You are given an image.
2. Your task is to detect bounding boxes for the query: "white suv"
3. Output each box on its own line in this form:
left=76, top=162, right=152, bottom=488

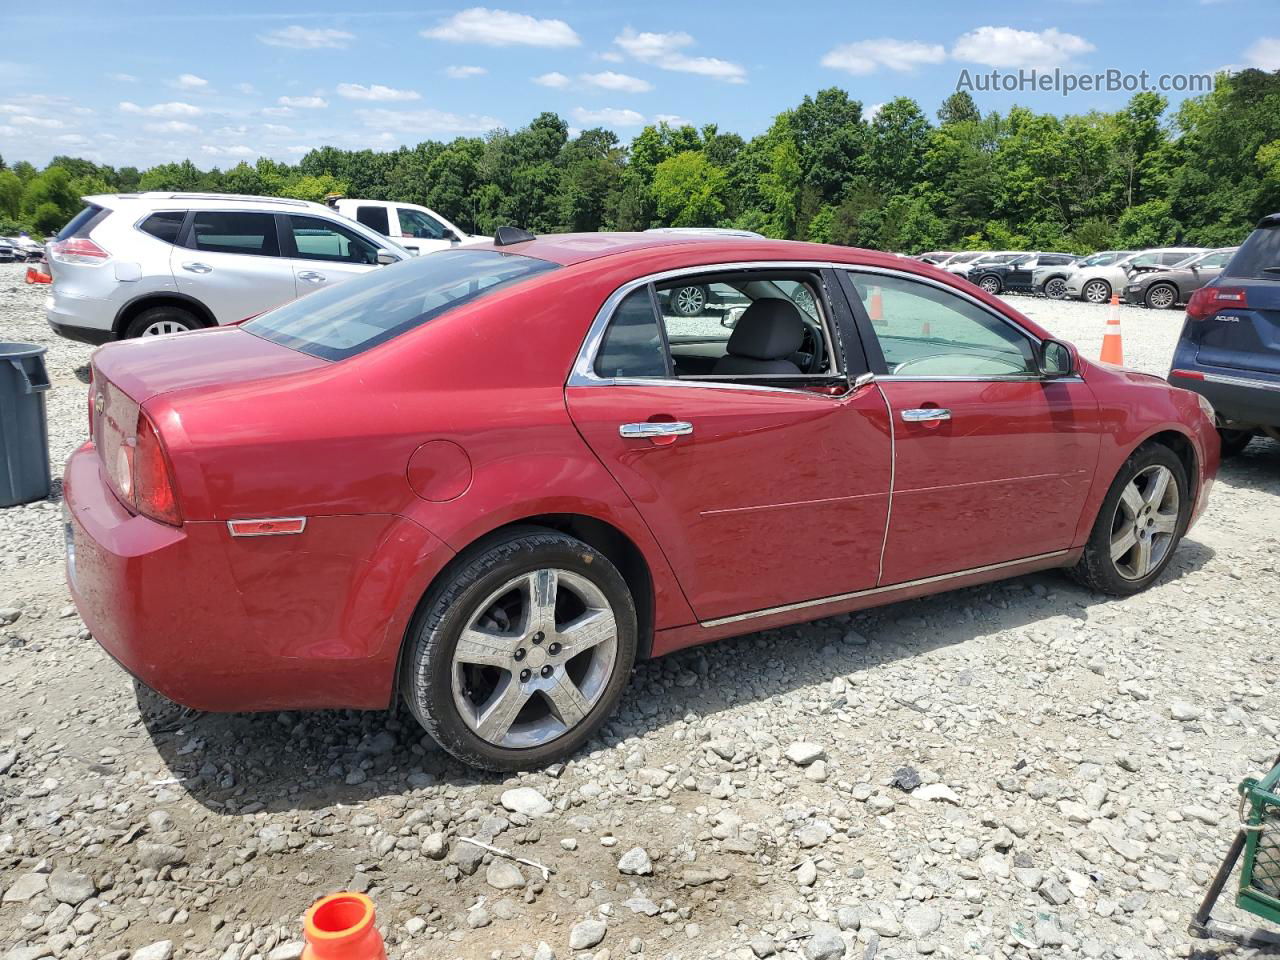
left=45, top=192, right=410, bottom=343
left=329, top=198, right=487, bottom=256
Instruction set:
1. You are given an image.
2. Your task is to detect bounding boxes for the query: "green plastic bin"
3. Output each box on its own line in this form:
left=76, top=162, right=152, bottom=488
left=0, top=342, right=52, bottom=507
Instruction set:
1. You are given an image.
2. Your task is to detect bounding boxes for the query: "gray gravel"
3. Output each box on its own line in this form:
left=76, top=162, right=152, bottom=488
left=2, top=263, right=1279, bottom=959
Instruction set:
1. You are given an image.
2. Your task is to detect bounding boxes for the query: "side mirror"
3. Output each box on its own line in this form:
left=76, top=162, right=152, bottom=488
left=1039, top=339, right=1075, bottom=379
left=721, top=307, right=745, bottom=329
left=445, top=229, right=461, bottom=244
left=376, top=250, right=399, bottom=266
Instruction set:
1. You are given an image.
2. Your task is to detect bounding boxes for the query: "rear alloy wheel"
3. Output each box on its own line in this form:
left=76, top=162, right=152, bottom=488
left=1144, top=283, right=1178, bottom=310
left=1070, top=444, right=1189, bottom=596
left=1082, top=279, right=1111, bottom=304
left=125, top=305, right=200, bottom=338
left=671, top=284, right=708, bottom=317
left=978, top=275, right=1002, bottom=295
left=1044, top=277, right=1068, bottom=300
left=402, top=529, right=637, bottom=770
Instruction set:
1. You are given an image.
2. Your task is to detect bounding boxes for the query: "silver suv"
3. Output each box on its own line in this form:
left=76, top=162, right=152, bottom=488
left=45, top=193, right=409, bottom=343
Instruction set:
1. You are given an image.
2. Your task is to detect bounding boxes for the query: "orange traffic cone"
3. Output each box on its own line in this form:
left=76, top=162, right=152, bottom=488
left=869, top=286, right=884, bottom=326
left=302, top=893, right=386, bottom=960
left=1100, top=294, right=1124, bottom=365
left=24, top=266, right=52, bottom=284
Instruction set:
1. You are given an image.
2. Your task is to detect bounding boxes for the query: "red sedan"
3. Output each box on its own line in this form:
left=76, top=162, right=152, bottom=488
left=64, top=232, right=1218, bottom=770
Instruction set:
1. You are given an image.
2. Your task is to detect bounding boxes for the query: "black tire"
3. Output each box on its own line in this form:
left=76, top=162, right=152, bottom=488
left=978, top=275, right=1002, bottom=295
left=1144, top=282, right=1178, bottom=310
left=1218, top=427, right=1255, bottom=458
left=125, top=305, right=201, bottom=338
left=1069, top=443, right=1190, bottom=596
left=1044, top=277, right=1068, bottom=300
left=400, top=527, right=637, bottom=771
left=1082, top=279, right=1111, bottom=304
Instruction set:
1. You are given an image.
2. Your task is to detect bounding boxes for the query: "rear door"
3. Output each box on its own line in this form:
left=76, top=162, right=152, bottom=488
left=1197, top=225, right=1280, bottom=376
left=172, top=210, right=297, bottom=324
left=281, top=214, right=384, bottom=294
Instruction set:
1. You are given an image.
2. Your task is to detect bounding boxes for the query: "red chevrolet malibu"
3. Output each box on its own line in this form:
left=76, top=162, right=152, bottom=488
left=64, top=231, right=1218, bottom=770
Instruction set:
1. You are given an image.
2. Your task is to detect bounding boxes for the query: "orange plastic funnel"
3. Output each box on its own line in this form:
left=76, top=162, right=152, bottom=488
left=302, top=892, right=386, bottom=960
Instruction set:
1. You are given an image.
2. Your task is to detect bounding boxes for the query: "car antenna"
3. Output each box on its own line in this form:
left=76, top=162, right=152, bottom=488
left=493, top=225, right=536, bottom=247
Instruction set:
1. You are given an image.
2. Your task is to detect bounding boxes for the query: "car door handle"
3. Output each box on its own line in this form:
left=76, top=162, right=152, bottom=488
left=181, top=262, right=212, bottom=274
left=901, top=408, right=951, bottom=423
left=619, top=421, right=693, bottom=439
left=297, top=271, right=326, bottom=283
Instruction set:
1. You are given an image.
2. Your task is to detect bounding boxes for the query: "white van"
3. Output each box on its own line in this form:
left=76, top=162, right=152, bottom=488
left=329, top=198, right=488, bottom=256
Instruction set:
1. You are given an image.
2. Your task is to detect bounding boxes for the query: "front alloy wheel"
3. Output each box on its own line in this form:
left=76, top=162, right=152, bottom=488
left=671, top=285, right=707, bottom=317
left=1144, top=283, right=1177, bottom=310
left=978, top=275, right=1001, bottom=294
left=1082, top=279, right=1111, bottom=304
left=1044, top=278, right=1068, bottom=300
left=402, top=528, right=637, bottom=770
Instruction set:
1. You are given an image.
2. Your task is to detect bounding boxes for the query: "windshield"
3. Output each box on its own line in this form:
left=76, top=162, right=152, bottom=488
left=1225, top=225, right=1280, bottom=280
left=244, top=248, right=558, bottom=361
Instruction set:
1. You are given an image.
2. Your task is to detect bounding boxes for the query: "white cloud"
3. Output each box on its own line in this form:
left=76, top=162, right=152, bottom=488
left=119, top=101, right=203, bottom=117
left=277, top=95, right=328, bottom=108
left=145, top=120, right=199, bottom=134
left=952, top=26, right=1094, bottom=69
left=56, top=134, right=88, bottom=146
left=12, top=114, right=65, bottom=129
left=572, top=106, right=645, bottom=127
left=422, top=8, right=580, bottom=48
left=201, top=144, right=256, bottom=158
left=597, top=51, right=624, bottom=63
left=175, top=73, right=208, bottom=89
left=1244, top=37, right=1280, bottom=70
left=581, top=71, right=652, bottom=93
left=821, top=39, right=947, bottom=75
left=653, top=113, right=687, bottom=126
left=285, top=145, right=312, bottom=154
left=260, top=106, right=293, bottom=117
left=866, top=102, right=885, bottom=121
left=258, top=26, right=354, bottom=49
left=360, top=107, right=501, bottom=134
left=214, top=125, right=250, bottom=137
left=109, top=72, right=138, bottom=83
left=533, top=71, right=570, bottom=88
left=237, top=82, right=258, bottom=95
left=336, top=83, right=420, bottom=101
left=261, top=123, right=294, bottom=135
left=445, top=65, right=487, bottom=79
left=613, top=28, right=746, bottom=83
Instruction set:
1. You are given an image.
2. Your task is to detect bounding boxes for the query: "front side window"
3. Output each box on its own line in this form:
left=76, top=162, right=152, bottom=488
left=846, top=271, right=1037, bottom=378
left=244, top=249, right=558, bottom=361
left=287, top=215, right=381, bottom=264
left=1197, top=250, right=1233, bottom=269
left=592, top=272, right=835, bottom=381
left=398, top=208, right=448, bottom=240
left=188, top=211, right=279, bottom=257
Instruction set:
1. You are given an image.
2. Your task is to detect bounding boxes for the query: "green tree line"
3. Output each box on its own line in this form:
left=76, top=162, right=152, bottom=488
left=3, top=69, right=1278, bottom=252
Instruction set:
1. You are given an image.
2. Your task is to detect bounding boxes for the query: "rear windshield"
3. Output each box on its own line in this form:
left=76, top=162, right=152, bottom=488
left=57, top=204, right=107, bottom=241
left=1224, top=225, right=1280, bottom=280
left=243, top=248, right=558, bottom=361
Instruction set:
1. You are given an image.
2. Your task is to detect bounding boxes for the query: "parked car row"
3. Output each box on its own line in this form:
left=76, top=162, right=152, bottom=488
left=0, top=235, right=43, bottom=262
left=916, top=245, right=1240, bottom=310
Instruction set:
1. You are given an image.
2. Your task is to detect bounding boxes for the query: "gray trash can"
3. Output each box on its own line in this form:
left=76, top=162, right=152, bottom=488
left=0, top=342, right=52, bottom=507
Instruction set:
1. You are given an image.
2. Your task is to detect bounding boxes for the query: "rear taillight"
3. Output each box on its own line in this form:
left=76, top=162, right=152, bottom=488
left=1186, top=285, right=1248, bottom=321
left=48, top=237, right=110, bottom=265
left=133, top=414, right=182, bottom=526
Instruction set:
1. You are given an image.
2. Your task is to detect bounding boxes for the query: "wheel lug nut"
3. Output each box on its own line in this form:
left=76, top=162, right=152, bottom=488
left=532, top=632, right=544, bottom=644
left=540, top=665, right=553, bottom=679
left=519, top=669, right=531, bottom=682
left=548, top=642, right=561, bottom=656
left=513, top=648, right=526, bottom=661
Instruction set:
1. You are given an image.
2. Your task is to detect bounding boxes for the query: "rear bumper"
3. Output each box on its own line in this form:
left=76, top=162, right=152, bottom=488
left=63, top=443, right=455, bottom=713
left=1169, top=367, right=1280, bottom=428
left=46, top=292, right=116, bottom=344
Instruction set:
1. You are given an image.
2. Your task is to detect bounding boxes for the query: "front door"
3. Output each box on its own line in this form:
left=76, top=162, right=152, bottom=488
left=171, top=210, right=297, bottom=324
left=281, top=214, right=383, bottom=295
left=566, top=270, right=893, bottom=623
left=839, top=269, right=1101, bottom=584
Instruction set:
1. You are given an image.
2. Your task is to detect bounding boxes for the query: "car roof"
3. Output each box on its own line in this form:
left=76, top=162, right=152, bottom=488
left=83, top=192, right=332, bottom=214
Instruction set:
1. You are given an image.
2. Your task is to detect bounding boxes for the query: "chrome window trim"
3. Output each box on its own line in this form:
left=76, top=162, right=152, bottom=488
left=878, top=374, right=1085, bottom=383
left=701, top=549, right=1069, bottom=628
left=568, top=260, right=845, bottom=389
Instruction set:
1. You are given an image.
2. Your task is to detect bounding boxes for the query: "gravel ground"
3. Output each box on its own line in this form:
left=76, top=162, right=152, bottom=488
left=2, top=262, right=1279, bottom=960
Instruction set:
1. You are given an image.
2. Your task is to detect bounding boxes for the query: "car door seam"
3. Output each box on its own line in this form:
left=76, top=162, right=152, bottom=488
left=876, top=382, right=895, bottom=587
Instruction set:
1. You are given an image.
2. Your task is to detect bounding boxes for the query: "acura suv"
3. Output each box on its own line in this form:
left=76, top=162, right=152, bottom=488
left=1169, top=216, right=1280, bottom=456
left=45, top=193, right=408, bottom=344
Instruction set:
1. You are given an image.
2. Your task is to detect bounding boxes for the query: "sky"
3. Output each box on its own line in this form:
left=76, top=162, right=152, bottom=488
left=1, top=1, right=1277, bottom=170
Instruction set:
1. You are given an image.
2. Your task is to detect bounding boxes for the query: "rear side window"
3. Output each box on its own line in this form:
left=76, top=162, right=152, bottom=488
left=139, top=211, right=186, bottom=245
left=243, top=249, right=558, bottom=361
left=187, top=211, right=279, bottom=257
left=56, top=204, right=108, bottom=241
left=1225, top=226, right=1280, bottom=280
left=595, top=288, right=668, bottom=378
left=355, top=205, right=390, bottom=235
